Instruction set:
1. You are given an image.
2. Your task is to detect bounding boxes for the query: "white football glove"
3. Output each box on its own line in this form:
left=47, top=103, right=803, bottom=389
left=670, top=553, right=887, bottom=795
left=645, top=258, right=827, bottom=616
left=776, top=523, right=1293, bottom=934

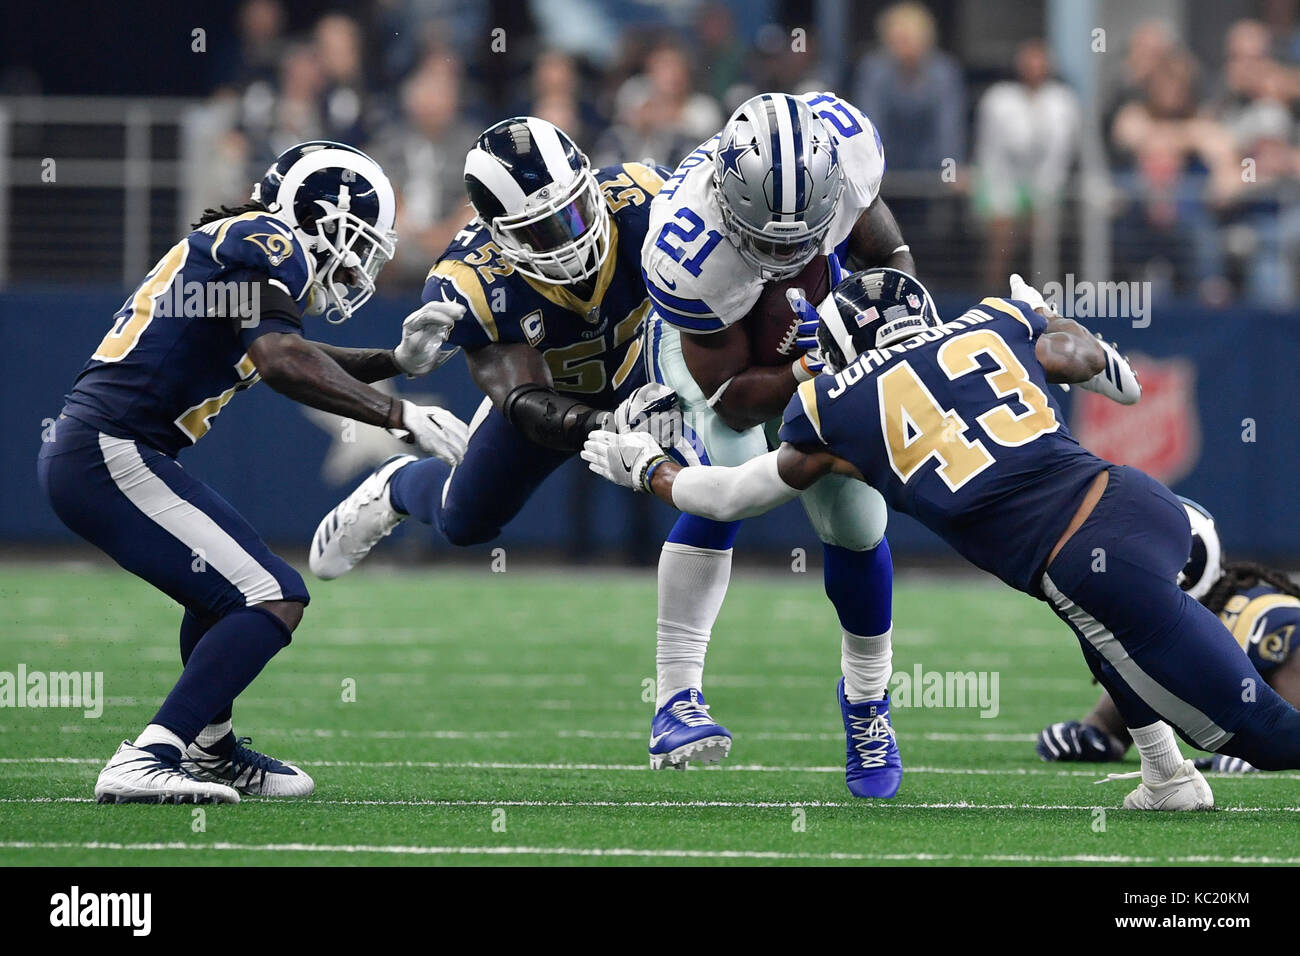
left=1009, top=273, right=1050, bottom=314
left=393, top=300, right=462, bottom=377
left=608, top=382, right=681, bottom=445
left=580, top=429, right=670, bottom=492
left=1078, top=334, right=1142, bottom=405
left=387, top=399, right=469, bottom=464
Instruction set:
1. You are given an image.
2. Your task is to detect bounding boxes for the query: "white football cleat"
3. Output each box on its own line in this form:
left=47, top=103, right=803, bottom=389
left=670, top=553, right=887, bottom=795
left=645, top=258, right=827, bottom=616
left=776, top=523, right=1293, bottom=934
left=1100, top=759, right=1215, bottom=811
left=310, top=455, right=415, bottom=579
left=184, top=737, right=315, bottom=797
left=94, top=740, right=240, bottom=804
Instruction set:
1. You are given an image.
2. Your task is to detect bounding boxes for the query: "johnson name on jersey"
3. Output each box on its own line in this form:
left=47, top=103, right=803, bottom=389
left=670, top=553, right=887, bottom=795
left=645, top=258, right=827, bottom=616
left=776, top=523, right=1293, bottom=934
left=424, top=162, right=668, bottom=410
left=780, top=297, right=1106, bottom=593
left=642, top=92, right=884, bottom=333
left=63, top=212, right=313, bottom=456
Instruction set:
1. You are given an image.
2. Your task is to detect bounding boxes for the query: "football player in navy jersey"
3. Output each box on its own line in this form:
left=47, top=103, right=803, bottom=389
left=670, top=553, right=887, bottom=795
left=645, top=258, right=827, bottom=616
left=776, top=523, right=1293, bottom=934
left=1038, top=499, right=1300, bottom=774
left=584, top=269, right=1300, bottom=808
left=309, top=118, right=679, bottom=577
left=38, top=141, right=469, bottom=803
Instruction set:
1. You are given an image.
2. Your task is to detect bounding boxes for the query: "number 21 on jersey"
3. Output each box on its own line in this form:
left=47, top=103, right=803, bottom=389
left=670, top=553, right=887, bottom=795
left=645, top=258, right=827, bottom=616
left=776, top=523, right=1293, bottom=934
left=876, top=329, right=1059, bottom=491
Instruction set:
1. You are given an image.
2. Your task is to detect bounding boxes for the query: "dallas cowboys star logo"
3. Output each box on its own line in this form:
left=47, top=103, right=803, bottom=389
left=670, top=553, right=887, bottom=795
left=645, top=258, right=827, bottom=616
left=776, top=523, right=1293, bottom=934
left=717, top=136, right=756, bottom=185
left=811, top=134, right=838, bottom=174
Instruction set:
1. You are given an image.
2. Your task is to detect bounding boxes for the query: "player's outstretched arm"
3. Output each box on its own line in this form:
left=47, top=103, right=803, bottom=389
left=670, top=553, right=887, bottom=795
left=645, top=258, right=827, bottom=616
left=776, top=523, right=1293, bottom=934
left=582, top=430, right=851, bottom=522
left=1010, top=274, right=1140, bottom=402
left=845, top=197, right=915, bottom=275
left=468, top=342, right=607, bottom=451
left=308, top=342, right=401, bottom=383
left=1034, top=317, right=1106, bottom=384
left=249, top=332, right=404, bottom=428
left=248, top=332, right=469, bottom=464
left=469, top=343, right=679, bottom=452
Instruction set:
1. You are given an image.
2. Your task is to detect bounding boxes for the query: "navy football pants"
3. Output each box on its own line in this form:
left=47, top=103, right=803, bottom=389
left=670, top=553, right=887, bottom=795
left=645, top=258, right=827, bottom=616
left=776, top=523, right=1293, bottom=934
left=1041, top=465, right=1300, bottom=769
left=389, top=397, right=574, bottom=546
left=38, top=416, right=308, bottom=620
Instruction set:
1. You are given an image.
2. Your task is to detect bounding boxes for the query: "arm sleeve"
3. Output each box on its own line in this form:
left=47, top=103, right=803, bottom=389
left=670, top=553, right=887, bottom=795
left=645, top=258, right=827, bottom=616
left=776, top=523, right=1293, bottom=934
left=502, top=383, right=608, bottom=452
left=238, top=274, right=304, bottom=349
left=669, top=451, right=802, bottom=522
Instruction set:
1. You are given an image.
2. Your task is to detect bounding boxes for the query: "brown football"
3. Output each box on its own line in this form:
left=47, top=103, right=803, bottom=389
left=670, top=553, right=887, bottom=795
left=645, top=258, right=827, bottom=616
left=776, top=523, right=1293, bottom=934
left=744, top=255, right=831, bottom=366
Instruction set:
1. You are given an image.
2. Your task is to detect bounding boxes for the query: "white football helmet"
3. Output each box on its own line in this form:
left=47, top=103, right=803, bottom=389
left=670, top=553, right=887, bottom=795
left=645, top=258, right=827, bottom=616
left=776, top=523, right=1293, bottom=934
left=253, top=140, right=397, bottom=323
left=463, top=117, right=610, bottom=285
left=1178, top=497, right=1224, bottom=601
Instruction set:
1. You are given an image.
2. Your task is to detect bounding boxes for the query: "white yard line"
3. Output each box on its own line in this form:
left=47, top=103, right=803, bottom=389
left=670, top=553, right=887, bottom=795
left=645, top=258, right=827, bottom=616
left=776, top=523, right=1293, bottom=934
left=0, top=839, right=1295, bottom=864
left=5, top=755, right=1300, bottom=780
left=2, top=795, right=1298, bottom=813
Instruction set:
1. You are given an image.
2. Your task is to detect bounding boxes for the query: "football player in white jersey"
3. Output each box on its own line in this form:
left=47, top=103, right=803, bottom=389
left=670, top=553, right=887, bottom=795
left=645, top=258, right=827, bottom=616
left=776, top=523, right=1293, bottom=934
left=638, top=92, right=914, bottom=796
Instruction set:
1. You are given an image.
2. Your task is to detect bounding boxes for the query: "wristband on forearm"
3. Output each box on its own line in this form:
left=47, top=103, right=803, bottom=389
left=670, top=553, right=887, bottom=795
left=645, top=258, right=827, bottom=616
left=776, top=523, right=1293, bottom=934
left=640, top=454, right=673, bottom=493
left=502, top=383, right=610, bottom=451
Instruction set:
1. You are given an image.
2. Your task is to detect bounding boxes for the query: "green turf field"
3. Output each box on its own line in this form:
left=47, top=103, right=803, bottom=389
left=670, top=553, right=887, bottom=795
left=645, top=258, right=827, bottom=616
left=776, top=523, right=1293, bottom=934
left=1, top=563, right=1297, bottom=866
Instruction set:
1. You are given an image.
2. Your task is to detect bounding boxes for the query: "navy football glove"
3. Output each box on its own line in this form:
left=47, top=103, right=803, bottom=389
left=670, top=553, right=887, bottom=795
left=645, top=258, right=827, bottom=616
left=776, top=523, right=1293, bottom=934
left=1193, top=754, right=1258, bottom=774
left=1036, top=720, right=1125, bottom=762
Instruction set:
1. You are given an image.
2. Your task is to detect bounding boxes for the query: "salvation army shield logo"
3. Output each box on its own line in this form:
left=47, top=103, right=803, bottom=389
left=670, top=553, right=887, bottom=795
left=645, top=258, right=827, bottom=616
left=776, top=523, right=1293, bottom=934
left=1070, top=355, right=1200, bottom=485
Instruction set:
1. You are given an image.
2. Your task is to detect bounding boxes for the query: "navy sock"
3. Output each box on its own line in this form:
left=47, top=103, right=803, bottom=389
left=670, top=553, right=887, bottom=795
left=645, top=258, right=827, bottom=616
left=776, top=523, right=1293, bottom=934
left=141, top=744, right=184, bottom=763
left=179, top=610, right=233, bottom=725
left=388, top=457, right=452, bottom=524
left=666, top=512, right=741, bottom=550
left=823, top=538, right=893, bottom=636
left=151, top=606, right=292, bottom=746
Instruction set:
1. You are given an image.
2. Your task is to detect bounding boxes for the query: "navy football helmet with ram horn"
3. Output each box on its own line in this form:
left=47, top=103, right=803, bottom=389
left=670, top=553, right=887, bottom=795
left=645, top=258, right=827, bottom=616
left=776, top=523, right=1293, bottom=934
left=1177, top=497, right=1224, bottom=601
left=463, top=116, right=610, bottom=284
left=814, top=267, right=941, bottom=373
left=252, top=140, right=397, bottom=323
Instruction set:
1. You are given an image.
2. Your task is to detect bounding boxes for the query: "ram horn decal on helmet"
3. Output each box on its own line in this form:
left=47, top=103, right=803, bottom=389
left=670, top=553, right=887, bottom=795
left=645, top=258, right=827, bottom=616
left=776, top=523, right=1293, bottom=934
left=814, top=268, right=941, bottom=373
left=1178, top=497, right=1224, bottom=601
left=463, top=116, right=611, bottom=285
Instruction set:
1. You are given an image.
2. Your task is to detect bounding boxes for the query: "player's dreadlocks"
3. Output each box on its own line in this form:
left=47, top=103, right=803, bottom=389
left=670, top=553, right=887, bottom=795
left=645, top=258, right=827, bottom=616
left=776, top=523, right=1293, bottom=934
left=191, top=200, right=266, bottom=229
left=1202, top=561, right=1300, bottom=616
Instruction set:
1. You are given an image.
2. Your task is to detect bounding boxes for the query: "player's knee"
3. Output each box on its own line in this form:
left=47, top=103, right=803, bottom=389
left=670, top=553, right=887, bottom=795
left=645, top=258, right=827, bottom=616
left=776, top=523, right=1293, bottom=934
left=1218, top=699, right=1300, bottom=771
left=257, top=599, right=305, bottom=634
left=807, top=480, right=887, bottom=552
left=438, top=505, right=500, bottom=548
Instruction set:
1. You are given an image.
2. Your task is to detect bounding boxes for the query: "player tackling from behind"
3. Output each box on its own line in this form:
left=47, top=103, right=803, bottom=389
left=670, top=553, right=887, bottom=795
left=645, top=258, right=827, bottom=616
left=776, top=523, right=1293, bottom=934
left=585, top=270, right=1300, bottom=807
left=38, top=142, right=468, bottom=803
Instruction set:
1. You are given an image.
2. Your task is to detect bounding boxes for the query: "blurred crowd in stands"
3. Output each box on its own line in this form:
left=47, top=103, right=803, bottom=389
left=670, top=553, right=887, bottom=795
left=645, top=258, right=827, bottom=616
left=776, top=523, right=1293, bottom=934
left=197, top=0, right=1300, bottom=306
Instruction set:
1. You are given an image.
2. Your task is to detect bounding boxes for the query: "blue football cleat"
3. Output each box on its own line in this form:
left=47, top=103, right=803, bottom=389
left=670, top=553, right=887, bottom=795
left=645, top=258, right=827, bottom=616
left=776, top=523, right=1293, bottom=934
left=838, top=678, right=902, bottom=798
left=649, top=688, right=732, bottom=770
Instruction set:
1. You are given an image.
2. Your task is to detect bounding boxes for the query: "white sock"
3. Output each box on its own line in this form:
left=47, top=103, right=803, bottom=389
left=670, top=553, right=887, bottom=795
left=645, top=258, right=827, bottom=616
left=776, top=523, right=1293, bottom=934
left=133, top=723, right=187, bottom=755
left=656, top=542, right=732, bottom=709
left=842, top=626, right=893, bottom=704
left=196, top=719, right=233, bottom=749
left=1130, top=721, right=1183, bottom=783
